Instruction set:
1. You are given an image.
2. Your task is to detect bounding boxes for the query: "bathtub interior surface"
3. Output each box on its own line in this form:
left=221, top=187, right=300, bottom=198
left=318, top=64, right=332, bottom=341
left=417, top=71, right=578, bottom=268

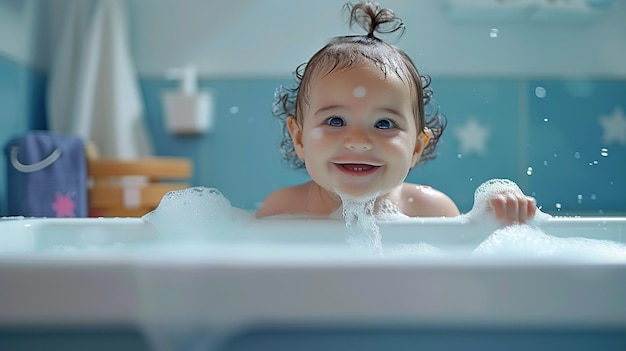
left=0, top=216, right=625, bottom=351
left=1, top=216, right=625, bottom=257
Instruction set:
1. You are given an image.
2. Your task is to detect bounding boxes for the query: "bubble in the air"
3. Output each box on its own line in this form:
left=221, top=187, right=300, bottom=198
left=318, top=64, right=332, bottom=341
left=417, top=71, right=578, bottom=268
left=489, top=28, right=499, bottom=38
left=535, top=86, right=547, bottom=99
left=457, top=153, right=463, bottom=159
left=556, top=203, right=562, bottom=210
left=574, top=152, right=581, bottom=159
left=526, top=167, right=533, bottom=176
left=543, top=118, right=549, bottom=122
left=601, top=148, right=609, bottom=157
left=543, top=160, right=548, bottom=166
left=591, top=194, right=597, bottom=200
left=229, top=106, right=239, bottom=114
left=577, top=194, right=583, bottom=204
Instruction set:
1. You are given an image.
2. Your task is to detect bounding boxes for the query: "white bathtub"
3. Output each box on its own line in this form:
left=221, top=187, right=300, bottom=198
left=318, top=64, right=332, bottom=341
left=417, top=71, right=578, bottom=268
left=0, top=216, right=625, bottom=350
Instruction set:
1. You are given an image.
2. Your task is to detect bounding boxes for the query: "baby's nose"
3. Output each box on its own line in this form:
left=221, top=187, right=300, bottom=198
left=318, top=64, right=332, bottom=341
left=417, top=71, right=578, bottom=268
left=345, top=131, right=373, bottom=152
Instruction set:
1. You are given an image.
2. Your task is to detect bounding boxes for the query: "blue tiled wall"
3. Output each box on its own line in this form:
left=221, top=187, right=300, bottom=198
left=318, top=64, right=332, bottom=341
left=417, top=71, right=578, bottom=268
left=0, top=55, right=47, bottom=215
left=140, top=77, right=626, bottom=215
left=1, top=53, right=624, bottom=216
left=410, top=79, right=525, bottom=213
left=527, top=79, right=626, bottom=215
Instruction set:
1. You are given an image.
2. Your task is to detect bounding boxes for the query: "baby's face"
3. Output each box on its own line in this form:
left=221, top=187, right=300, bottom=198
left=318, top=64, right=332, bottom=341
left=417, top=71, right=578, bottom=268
left=290, top=62, right=425, bottom=199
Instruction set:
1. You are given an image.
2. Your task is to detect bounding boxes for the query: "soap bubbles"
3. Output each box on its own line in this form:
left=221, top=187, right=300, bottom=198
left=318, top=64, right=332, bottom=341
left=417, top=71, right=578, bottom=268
left=143, top=187, right=253, bottom=241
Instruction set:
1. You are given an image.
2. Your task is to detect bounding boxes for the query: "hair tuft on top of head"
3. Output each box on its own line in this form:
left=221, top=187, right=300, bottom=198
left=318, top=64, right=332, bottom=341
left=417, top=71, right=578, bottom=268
left=345, top=1, right=404, bottom=39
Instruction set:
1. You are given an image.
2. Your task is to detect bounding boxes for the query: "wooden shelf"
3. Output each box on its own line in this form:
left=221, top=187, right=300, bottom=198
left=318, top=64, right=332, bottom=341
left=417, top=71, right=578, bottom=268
left=88, top=157, right=192, bottom=217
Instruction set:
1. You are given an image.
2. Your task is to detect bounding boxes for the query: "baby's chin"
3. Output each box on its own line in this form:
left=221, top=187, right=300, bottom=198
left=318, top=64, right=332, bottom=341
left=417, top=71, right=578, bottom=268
left=333, top=188, right=381, bottom=203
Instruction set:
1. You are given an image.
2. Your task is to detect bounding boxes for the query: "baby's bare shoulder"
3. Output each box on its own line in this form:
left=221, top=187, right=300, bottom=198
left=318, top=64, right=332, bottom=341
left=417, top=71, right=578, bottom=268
left=255, top=183, right=311, bottom=218
left=400, top=183, right=460, bottom=217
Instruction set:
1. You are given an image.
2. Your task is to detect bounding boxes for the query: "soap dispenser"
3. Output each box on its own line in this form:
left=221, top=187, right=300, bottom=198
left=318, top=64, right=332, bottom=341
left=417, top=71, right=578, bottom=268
left=163, top=64, right=214, bottom=135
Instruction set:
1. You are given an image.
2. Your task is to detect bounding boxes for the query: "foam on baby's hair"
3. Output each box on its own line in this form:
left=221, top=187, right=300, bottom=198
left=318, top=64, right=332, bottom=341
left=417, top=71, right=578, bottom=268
left=143, top=187, right=253, bottom=241
left=464, top=178, right=551, bottom=224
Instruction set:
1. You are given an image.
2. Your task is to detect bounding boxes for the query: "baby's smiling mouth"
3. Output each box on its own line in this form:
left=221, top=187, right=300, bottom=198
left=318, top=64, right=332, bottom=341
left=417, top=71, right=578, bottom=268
left=335, top=163, right=381, bottom=175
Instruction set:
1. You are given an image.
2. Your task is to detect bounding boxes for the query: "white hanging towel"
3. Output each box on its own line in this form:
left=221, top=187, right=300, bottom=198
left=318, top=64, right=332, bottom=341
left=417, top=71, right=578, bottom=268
left=46, top=0, right=90, bottom=134
left=47, top=0, right=152, bottom=159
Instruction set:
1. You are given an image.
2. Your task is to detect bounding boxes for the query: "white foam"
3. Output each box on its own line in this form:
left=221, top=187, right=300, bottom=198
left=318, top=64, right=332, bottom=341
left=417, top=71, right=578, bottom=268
left=352, top=86, right=367, bottom=98
left=142, top=187, right=253, bottom=241
left=387, top=243, right=447, bottom=258
left=340, top=195, right=383, bottom=255
left=474, top=224, right=626, bottom=260
left=464, top=178, right=551, bottom=225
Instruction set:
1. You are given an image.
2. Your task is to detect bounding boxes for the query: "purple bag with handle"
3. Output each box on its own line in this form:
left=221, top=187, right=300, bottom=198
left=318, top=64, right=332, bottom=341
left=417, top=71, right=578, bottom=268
left=4, top=131, right=87, bottom=217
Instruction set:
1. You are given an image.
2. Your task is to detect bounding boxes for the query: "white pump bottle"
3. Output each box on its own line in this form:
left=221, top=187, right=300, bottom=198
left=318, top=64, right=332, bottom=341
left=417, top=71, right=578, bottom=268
left=163, top=64, right=214, bottom=135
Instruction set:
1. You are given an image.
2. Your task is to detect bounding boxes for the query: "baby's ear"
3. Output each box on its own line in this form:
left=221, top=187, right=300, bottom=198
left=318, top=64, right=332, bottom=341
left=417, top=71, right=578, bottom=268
left=411, top=129, right=430, bottom=166
left=287, top=115, right=305, bottom=160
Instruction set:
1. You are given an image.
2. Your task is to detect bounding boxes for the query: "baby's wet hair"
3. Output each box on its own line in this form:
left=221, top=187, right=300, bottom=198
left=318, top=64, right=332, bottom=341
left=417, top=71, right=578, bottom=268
left=273, top=1, right=446, bottom=170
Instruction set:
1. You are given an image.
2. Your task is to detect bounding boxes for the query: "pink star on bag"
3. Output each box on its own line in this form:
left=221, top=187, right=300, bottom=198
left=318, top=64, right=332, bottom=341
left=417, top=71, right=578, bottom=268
left=52, top=192, right=76, bottom=217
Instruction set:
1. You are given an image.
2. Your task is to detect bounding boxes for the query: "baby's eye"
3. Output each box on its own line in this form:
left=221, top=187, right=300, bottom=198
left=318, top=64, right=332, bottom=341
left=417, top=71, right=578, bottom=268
left=325, top=116, right=345, bottom=127
left=375, top=119, right=396, bottom=129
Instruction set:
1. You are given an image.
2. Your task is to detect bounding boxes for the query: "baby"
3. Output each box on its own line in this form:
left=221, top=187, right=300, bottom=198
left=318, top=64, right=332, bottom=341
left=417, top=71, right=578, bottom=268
left=257, top=1, right=536, bottom=224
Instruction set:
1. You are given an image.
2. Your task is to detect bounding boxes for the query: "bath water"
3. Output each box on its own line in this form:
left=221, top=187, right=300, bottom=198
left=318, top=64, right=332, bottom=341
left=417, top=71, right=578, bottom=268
left=44, top=180, right=626, bottom=260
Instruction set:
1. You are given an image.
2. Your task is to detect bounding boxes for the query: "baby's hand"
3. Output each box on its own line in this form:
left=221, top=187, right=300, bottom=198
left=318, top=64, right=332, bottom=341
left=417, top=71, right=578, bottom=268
left=490, top=192, right=537, bottom=225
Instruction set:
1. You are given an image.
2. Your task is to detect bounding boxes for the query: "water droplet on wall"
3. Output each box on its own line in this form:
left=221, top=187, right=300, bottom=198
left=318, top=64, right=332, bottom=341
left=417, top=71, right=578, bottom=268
left=535, top=86, right=547, bottom=99
left=490, top=28, right=499, bottom=38
left=526, top=167, right=533, bottom=176
left=601, top=148, right=609, bottom=157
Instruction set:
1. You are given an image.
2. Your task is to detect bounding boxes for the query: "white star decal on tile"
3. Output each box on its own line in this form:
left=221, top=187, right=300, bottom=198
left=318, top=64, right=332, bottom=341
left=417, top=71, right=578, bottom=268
left=454, top=117, right=491, bottom=156
left=599, top=106, right=626, bottom=146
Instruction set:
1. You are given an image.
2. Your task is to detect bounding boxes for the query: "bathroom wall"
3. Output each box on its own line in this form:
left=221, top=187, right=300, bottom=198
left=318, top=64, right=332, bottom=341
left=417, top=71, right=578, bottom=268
left=0, top=0, right=47, bottom=215
left=0, top=0, right=624, bottom=216
left=129, top=0, right=626, bottom=215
